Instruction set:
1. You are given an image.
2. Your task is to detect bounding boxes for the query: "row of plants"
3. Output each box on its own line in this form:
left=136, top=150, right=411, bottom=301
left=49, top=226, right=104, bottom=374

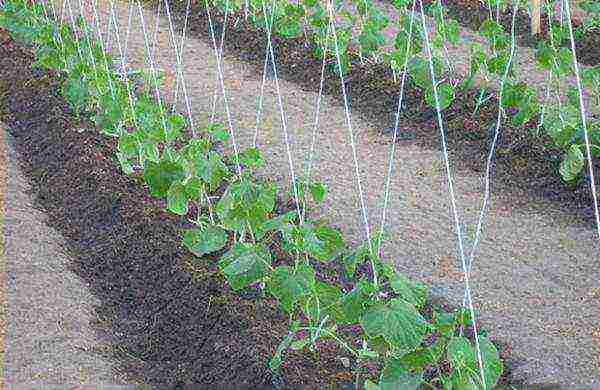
left=198, top=0, right=599, bottom=185
left=0, top=0, right=506, bottom=388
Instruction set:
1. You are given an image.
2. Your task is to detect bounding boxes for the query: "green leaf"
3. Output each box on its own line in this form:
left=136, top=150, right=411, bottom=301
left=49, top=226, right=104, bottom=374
left=290, top=337, right=310, bottom=351
left=238, top=147, right=265, bottom=170
left=143, top=159, right=186, bottom=198
left=184, top=176, right=204, bottom=201
left=116, top=152, right=134, bottom=175
left=142, top=141, right=160, bottom=163
left=535, top=40, right=554, bottom=70
left=364, top=379, right=380, bottom=390
left=118, top=133, right=139, bottom=157
left=219, top=243, right=272, bottom=291
left=182, top=225, right=228, bottom=257
left=425, top=83, right=455, bottom=110
left=360, top=298, right=429, bottom=353
left=306, top=225, right=345, bottom=262
left=433, top=310, right=456, bottom=338
left=196, top=151, right=230, bottom=191
left=446, top=20, right=460, bottom=45
left=446, top=336, right=502, bottom=388
left=340, top=278, right=376, bottom=325
left=479, top=336, right=503, bottom=388
left=390, top=273, right=428, bottom=308
left=343, top=243, right=370, bottom=278
left=166, top=113, right=186, bottom=142
left=206, top=122, right=230, bottom=142
left=309, top=182, right=327, bottom=203
left=378, top=358, right=423, bottom=390
left=303, top=280, right=344, bottom=322
left=255, top=210, right=297, bottom=241
left=268, top=264, right=315, bottom=314
left=559, top=144, right=585, bottom=182
left=167, top=181, right=189, bottom=216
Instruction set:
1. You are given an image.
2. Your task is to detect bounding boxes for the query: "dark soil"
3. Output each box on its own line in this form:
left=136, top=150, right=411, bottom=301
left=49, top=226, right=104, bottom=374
left=171, top=2, right=600, bottom=230
left=0, top=30, right=361, bottom=389
left=425, top=0, right=600, bottom=67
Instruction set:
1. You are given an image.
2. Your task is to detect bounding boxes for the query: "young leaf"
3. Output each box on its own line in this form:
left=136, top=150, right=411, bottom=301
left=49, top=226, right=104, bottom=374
left=219, top=243, right=272, bottom=291
left=167, top=181, right=189, bottom=216
left=206, top=122, right=230, bottom=142
left=559, top=144, right=584, bottom=182
left=182, top=225, right=228, bottom=257
left=309, top=182, right=327, bottom=203
left=425, top=83, right=455, bottom=110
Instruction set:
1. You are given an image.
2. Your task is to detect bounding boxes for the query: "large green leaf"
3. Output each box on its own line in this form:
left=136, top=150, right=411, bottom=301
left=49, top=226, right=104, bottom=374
left=219, top=243, right=272, bottom=291
left=182, top=225, right=228, bottom=257
left=360, top=298, right=429, bottom=353
left=143, top=159, right=186, bottom=198
left=268, top=264, right=315, bottom=314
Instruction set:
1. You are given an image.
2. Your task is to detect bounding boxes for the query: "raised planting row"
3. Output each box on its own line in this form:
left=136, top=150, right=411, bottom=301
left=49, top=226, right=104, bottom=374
left=0, top=0, right=508, bottom=388
left=169, top=0, right=600, bottom=187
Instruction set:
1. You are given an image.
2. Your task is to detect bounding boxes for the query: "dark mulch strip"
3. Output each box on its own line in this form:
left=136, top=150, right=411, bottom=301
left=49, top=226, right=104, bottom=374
left=169, top=2, right=599, bottom=229
left=426, top=0, right=600, bottom=67
left=0, top=31, right=357, bottom=389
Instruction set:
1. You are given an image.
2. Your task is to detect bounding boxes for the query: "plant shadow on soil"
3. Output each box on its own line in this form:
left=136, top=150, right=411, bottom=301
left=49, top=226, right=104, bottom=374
left=0, top=33, right=368, bottom=389
left=169, top=2, right=599, bottom=230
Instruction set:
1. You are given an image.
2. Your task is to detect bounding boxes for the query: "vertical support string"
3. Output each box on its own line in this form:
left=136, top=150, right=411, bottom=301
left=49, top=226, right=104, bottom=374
left=417, top=0, right=486, bottom=387
left=325, top=0, right=377, bottom=288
